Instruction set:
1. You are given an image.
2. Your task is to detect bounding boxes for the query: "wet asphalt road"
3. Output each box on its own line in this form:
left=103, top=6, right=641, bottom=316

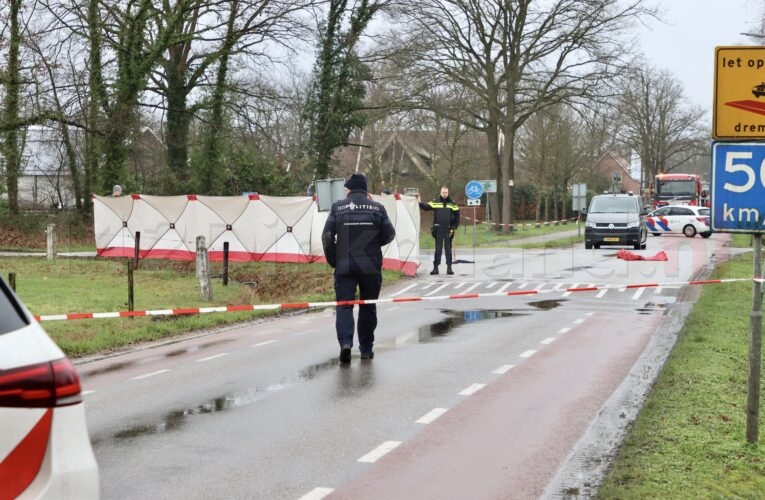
left=81, top=234, right=733, bottom=499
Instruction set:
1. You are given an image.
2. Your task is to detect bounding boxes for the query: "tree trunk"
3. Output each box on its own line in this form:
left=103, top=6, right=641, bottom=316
left=2, top=0, right=22, bottom=215
left=166, top=54, right=190, bottom=191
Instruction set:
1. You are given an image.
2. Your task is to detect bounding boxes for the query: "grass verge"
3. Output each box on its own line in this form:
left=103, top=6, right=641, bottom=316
left=0, top=257, right=401, bottom=358
left=420, top=219, right=579, bottom=249
left=597, top=235, right=765, bottom=497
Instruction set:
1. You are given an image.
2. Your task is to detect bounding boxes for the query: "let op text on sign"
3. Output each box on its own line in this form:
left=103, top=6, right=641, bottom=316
left=714, top=46, right=765, bottom=139
left=711, top=142, right=765, bottom=233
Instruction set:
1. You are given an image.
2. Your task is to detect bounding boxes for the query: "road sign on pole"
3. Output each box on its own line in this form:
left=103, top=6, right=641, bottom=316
left=711, top=141, right=765, bottom=233
left=714, top=46, right=765, bottom=139
left=465, top=180, right=484, bottom=200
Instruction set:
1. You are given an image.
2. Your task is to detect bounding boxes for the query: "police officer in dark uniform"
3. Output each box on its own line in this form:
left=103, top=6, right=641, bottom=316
left=419, top=186, right=460, bottom=275
left=322, top=173, right=396, bottom=364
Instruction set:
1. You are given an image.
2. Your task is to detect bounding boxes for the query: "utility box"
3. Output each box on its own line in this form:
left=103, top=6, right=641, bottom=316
left=315, top=178, right=346, bottom=211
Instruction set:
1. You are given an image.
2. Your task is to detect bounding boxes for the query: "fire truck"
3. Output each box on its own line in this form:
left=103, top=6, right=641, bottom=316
left=650, top=173, right=708, bottom=208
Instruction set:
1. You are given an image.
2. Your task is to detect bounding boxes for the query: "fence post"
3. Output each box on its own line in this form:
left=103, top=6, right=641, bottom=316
left=223, top=242, right=229, bottom=286
left=134, top=231, right=141, bottom=267
left=196, top=236, right=213, bottom=301
left=46, top=224, right=56, bottom=260
left=127, top=261, right=135, bottom=312
left=8, top=272, right=16, bottom=292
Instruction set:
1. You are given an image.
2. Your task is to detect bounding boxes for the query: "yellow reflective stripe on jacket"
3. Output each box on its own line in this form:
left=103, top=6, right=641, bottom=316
left=427, top=201, right=459, bottom=211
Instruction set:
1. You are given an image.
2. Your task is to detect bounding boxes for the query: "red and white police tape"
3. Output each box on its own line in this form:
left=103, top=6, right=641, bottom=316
left=33, top=277, right=761, bottom=322
left=459, top=214, right=579, bottom=228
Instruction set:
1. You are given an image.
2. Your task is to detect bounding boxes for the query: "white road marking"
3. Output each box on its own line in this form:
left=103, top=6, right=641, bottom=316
left=562, top=283, right=578, bottom=297
left=540, top=337, right=556, bottom=345
left=425, top=283, right=449, bottom=296
left=518, top=282, right=529, bottom=289
left=416, top=408, right=448, bottom=424
left=297, top=487, right=334, bottom=500
left=358, top=441, right=402, bottom=463
left=395, top=332, right=418, bottom=346
left=573, top=318, right=585, bottom=325
left=131, top=369, right=170, bottom=380
left=390, top=283, right=417, bottom=297
left=654, top=287, right=663, bottom=294
left=596, top=289, right=608, bottom=298
left=535, top=283, right=546, bottom=291
left=465, top=282, right=481, bottom=292
left=586, top=312, right=595, bottom=316
left=453, top=282, right=467, bottom=289
left=497, top=282, right=513, bottom=293
left=632, top=288, right=645, bottom=300
left=558, top=327, right=571, bottom=334
left=486, top=282, right=499, bottom=289
left=493, top=364, right=515, bottom=374
left=459, top=383, right=486, bottom=396
left=519, top=350, right=537, bottom=358
left=553, top=283, right=564, bottom=290
left=251, top=340, right=278, bottom=348
left=82, top=390, right=95, bottom=396
left=196, top=353, right=229, bottom=362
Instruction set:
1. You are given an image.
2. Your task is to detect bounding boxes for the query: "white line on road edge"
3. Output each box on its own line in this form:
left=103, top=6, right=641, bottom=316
left=493, top=364, right=515, bottom=374
left=196, top=353, right=229, bottom=362
left=389, top=283, right=417, bottom=297
left=131, top=369, right=170, bottom=380
left=416, top=408, right=449, bottom=424
left=541, top=337, right=556, bottom=345
left=458, top=383, right=486, bottom=396
left=82, top=390, right=95, bottom=396
left=297, top=487, right=334, bottom=500
left=251, top=340, right=278, bottom=348
left=358, top=441, right=402, bottom=463
left=558, top=327, right=571, bottom=334
left=519, top=350, right=537, bottom=358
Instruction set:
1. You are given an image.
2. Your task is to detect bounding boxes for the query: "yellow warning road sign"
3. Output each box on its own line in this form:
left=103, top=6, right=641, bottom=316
left=714, top=46, right=765, bottom=139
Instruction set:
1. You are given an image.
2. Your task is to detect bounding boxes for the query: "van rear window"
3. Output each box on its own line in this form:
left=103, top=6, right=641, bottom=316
left=0, top=280, right=28, bottom=334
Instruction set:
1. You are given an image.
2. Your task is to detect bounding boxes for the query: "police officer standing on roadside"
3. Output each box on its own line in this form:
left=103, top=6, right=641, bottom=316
left=322, top=173, right=396, bottom=364
left=419, top=186, right=460, bottom=275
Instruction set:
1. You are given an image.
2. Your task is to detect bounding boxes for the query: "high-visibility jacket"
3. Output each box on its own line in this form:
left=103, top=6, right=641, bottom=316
left=419, top=196, right=460, bottom=233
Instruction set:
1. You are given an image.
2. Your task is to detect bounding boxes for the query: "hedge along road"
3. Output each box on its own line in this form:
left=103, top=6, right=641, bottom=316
left=81, top=232, right=737, bottom=499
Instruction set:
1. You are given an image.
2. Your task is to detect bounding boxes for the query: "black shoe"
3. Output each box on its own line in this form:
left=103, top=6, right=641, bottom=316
left=446, top=266, right=454, bottom=275
left=430, top=267, right=439, bottom=275
left=339, top=346, right=351, bottom=363
left=360, top=351, right=374, bottom=360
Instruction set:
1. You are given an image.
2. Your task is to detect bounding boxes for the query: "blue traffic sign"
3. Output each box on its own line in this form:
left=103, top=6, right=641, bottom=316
left=711, top=141, right=765, bottom=233
left=465, top=180, right=483, bottom=200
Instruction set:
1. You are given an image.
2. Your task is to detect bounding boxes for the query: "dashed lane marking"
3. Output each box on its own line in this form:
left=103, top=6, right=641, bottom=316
left=493, top=364, right=515, bottom=374
left=519, top=350, right=537, bottom=358
left=497, top=282, right=513, bottom=293
left=251, top=340, right=278, bottom=348
left=196, top=353, right=229, bottom=362
left=459, top=383, right=486, bottom=396
left=558, top=327, right=571, bottom=334
left=297, top=487, right=334, bottom=500
left=415, top=408, right=449, bottom=424
left=131, top=369, right=170, bottom=380
left=389, top=283, right=417, bottom=297
left=541, top=337, right=556, bottom=345
left=424, top=283, right=449, bottom=296
left=358, top=441, right=402, bottom=463
left=573, top=318, right=584, bottom=325
left=465, top=282, right=481, bottom=292
left=82, top=390, right=95, bottom=396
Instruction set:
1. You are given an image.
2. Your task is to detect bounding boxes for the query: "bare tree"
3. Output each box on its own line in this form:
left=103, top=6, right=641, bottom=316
left=388, top=0, right=655, bottom=231
left=617, top=65, right=707, bottom=186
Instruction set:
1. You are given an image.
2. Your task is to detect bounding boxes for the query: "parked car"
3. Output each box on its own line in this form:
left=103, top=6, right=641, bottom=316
left=646, top=204, right=712, bottom=238
left=0, top=277, right=99, bottom=499
left=583, top=193, right=648, bottom=250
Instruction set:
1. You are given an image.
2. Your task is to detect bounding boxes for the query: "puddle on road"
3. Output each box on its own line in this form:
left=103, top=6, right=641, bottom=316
left=417, top=302, right=564, bottom=342
left=99, top=303, right=567, bottom=443
left=104, top=358, right=341, bottom=443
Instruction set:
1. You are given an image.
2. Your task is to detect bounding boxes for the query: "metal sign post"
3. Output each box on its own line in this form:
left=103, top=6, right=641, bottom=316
left=465, top=181, right=484, bottom=268
left=711, top=140, right=764, bottom=444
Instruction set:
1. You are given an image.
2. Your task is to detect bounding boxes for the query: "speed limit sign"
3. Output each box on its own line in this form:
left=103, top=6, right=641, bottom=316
left=711, top=141, right=765, bottom=233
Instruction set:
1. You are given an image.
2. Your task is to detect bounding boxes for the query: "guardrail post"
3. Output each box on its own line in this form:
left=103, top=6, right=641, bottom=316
left=46, top=224, right=56, bottom=260
left=196, top=236, right=213, bottom=301
left=127, top=261, right=135, bottom=312
left=223, top=242, right=229, bottom=286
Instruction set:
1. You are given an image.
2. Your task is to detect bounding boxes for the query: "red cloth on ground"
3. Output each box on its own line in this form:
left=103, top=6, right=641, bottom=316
left=616, top=250, right=668, bottom=261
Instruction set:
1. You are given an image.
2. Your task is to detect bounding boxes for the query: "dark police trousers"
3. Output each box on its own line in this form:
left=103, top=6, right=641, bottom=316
left=334, top=271, right=382, bottom=353
left=433, top=227, right=453, bottom=266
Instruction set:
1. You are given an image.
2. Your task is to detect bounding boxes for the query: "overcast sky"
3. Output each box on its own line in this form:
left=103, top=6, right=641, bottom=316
left=638, top=0, right=760, bottom=111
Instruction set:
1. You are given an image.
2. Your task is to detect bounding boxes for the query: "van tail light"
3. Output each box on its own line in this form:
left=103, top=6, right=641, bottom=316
left=0, top=358, right=83, bottom=408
